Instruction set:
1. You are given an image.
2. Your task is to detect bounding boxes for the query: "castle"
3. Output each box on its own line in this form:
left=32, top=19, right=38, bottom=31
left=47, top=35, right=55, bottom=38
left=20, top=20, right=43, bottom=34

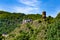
left=42, top=11, right=46, bottom=21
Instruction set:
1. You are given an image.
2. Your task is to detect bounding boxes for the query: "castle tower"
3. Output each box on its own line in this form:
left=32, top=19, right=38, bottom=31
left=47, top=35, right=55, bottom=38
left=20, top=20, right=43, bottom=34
left=42, top=11, right=46, bottom=21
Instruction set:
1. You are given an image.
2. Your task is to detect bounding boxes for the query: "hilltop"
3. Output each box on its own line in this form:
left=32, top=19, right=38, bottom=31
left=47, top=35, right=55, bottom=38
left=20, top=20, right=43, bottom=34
left=0, top=11, right=60, bottom=40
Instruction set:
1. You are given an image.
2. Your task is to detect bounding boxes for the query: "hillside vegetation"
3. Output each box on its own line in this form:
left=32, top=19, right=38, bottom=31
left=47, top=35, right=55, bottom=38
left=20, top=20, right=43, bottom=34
left=0, top=11, right=60, bottom=40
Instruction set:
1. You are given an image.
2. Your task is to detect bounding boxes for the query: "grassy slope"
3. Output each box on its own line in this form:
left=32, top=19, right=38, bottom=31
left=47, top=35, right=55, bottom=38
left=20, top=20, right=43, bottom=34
left=5, top=19, right=60, bottom=40
left=6, top=20, right=48, bottom=40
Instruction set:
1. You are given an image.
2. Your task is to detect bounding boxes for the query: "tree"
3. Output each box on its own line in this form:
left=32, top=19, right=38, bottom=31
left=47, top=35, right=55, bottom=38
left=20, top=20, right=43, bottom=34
left=56, top=12, right=60, bottom=19
left=46, top=16, right=54, bottom=23
left=0, top=34, right=2, bottom=40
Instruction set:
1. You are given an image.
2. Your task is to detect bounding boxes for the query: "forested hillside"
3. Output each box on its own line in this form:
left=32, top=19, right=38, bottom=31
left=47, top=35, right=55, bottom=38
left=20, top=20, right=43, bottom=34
left=0, top=11, right=42, bottom=34
left=0, top=11, right=60, bottom=40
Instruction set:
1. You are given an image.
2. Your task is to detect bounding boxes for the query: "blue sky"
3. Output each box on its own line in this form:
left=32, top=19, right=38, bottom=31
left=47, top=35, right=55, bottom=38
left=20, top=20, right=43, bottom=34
left=0, top=0, right=60, bottom=17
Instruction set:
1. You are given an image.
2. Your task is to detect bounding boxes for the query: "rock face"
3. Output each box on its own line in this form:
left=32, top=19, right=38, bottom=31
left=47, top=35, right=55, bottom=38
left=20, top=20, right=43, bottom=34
left=42, top=11, right=46, bottom=21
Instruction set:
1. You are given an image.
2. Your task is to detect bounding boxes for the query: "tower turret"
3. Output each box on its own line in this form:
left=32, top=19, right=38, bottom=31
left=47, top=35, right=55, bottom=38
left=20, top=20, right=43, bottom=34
left=42, top=11, right=46, bottom=21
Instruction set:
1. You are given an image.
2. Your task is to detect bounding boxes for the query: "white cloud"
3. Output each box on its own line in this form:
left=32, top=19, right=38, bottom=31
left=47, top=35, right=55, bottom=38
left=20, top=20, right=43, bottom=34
left=12, top=0, right=41, bottom=14
left=0, top=0, right=41, bottom=14
left=13, top=6, right=39, bottom=14
left=18, top=0, right=40, bottom=7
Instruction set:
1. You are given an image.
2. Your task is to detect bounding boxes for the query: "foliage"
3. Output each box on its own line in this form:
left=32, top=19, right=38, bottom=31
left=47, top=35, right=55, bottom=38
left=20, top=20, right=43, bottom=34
left=0, top=34, right=2, bottom=40
left=56, top=12, right=60, bottom=19
left=0, top=11, right=60, bottom=40
left=0, top=11, right=42, bottom=34
left=0, top=11, right=25, bottom=34
left=46, top=20, right=60, bottom=40
left=24, top=14, right=42, bottom=20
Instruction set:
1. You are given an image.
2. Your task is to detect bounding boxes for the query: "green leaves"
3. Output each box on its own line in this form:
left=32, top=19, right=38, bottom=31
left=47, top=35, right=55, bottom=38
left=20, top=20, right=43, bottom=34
left=46, top=20, right=60, bottom=40
left=0, top=11, right=60, bottom=40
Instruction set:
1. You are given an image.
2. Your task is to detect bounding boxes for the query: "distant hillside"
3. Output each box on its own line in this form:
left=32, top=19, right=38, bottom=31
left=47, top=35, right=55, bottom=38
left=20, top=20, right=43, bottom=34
left=0, top=11, right=60, bottom=40
left=0, top=11, right=42, bottom=34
